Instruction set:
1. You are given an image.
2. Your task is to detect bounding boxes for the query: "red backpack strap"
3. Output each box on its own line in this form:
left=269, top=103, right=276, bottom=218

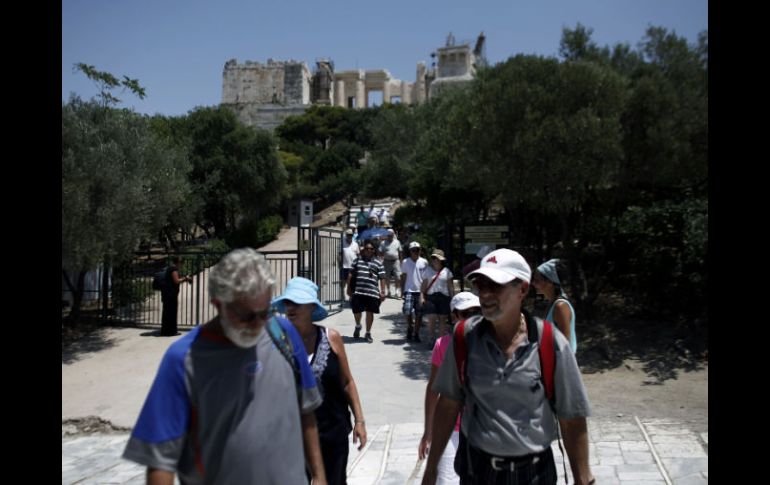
left=453, top=319, right=468, bottom=386
left=540, top=319, right=556, bottom=402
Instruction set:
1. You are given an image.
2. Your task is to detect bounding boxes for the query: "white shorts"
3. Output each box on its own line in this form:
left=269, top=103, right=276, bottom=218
left=437, top=430, right=460, bottom=485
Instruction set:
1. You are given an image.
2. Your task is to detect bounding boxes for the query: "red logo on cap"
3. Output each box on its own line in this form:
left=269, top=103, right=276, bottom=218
left=486, top=256, right=497, bottom=264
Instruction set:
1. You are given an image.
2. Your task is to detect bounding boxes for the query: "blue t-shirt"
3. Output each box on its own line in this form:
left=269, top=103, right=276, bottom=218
left=123, top=317, right=322, bottom=484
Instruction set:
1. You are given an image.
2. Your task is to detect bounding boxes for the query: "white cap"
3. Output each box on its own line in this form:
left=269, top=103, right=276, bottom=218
left=408, top=241, right=421, bottom=250
left=345, top=229, right=353, bottom=235
left=450, top=292, right=480, bottom=311
left=467, top=248, right=531, bottom=284
left=387, top=228, right=395, bottom=235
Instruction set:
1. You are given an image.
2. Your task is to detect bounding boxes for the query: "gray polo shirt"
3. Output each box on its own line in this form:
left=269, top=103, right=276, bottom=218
left=433, top=314, right=591, bottom=456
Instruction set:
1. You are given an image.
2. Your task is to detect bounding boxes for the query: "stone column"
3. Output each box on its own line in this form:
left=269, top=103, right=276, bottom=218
left=415, top=62, right=426, bottom=103
left=355, top=80, right=365, bottom=109
left=382, top=81, right=391, bottom=104
left=401, top=82, right=411, bottom=105
left=335, top=80, right=345, bottom=107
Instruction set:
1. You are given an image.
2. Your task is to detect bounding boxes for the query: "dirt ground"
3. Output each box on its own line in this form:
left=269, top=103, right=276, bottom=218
left=569, top=295, right=708, bottom=433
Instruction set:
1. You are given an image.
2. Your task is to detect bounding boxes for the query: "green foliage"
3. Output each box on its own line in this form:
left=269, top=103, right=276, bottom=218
left=74, top=63, right=146, bottom=106
left=62, top=96, right=192, bottom=272
left=112, top=277, right=154, bottom=307
left=183, top=106, right=288, bottom=237
left=205, top=238, right=232, bottom=253
left=360, top=25, right=707, bottom=324
left=616, top=196, right=707, bottom=317
left=225, top=215, right=284, bottom=249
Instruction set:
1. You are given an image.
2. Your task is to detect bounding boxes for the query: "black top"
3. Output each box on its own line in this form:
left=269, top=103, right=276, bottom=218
left=311, top=326, right=352, bottom=445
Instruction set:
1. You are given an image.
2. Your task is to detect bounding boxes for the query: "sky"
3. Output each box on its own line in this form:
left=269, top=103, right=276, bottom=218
left=62, top=0, right=708, bottom=117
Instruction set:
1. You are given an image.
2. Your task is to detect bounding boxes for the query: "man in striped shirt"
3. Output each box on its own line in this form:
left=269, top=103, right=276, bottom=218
left=346, top=241, right=387, bottom=343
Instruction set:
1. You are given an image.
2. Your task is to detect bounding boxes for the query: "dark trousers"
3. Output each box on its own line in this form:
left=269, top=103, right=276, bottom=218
left=160, top=296, right=178, bottom=336
left=307, top=438, right=349, bottom=485
left=455, top=433, right=557, bottom=485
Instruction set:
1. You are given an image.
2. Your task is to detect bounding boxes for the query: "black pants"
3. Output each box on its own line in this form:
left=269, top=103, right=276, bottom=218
left=160, top=296, right=178, bottom=336
left=455, top=433, right=557, bottom=485
left=307, top=438, right=350, bottom=485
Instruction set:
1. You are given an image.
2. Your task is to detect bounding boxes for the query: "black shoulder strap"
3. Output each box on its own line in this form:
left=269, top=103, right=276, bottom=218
left=523, top=309, right=557, bottom=413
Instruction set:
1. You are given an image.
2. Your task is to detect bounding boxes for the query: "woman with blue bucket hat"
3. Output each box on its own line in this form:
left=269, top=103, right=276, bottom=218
left=532, top=259, right=578, bottom=353
left=273, top=277, right=368, bottom=484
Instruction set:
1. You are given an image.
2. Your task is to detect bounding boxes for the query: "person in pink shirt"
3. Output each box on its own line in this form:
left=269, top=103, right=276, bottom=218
left=418, top=292, right=481, bottom=484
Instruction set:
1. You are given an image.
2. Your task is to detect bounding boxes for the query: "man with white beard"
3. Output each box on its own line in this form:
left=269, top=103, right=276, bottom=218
left=123, top=248, right=328, bottom=485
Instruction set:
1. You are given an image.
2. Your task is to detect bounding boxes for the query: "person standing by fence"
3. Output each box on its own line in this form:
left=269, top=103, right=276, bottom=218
left=160, top=256, right=191, bottom=336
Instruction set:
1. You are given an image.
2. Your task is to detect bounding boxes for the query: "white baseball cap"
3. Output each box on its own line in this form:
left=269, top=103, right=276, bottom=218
left=467, top=248, right=531, bottom=284
left=408, top=241, right=421, bottom=250
left=450, top=292, right=480, bottom=312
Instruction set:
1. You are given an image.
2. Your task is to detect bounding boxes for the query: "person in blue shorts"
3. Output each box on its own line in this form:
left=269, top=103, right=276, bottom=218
left=123, top=248, right=328, bottom=485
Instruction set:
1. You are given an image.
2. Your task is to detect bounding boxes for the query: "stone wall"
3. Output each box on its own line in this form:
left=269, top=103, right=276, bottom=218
left=223, top=102, right=310, bottom=132
left=222, top=59, right=310, bottom=106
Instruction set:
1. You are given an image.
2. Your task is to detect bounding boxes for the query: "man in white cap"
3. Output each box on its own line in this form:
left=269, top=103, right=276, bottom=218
left=379, top=228, right=403, bottom=298
left=423, top=249, right=595, bottom=485
left=401, top=241, right=428, bottom=342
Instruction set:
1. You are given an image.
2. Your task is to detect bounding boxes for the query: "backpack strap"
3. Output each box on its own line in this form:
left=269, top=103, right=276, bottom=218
left=524, top=310, right=556, bottom=411
left=265, top=317, right=301, bottom=393
left=453, top=319, right=468, bottom=386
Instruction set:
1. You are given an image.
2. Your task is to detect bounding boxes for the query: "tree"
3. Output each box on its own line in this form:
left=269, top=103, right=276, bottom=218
left=62, top=97, right=191, bottom=325
left=183, top=106, right=287, bottom=237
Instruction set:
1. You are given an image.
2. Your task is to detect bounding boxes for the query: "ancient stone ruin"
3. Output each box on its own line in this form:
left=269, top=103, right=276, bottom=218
left=221, top=32, right=486, bottom=130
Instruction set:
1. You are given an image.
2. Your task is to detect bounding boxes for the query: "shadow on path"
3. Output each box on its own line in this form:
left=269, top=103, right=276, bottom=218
left=62, top=326, right=118, bottom=365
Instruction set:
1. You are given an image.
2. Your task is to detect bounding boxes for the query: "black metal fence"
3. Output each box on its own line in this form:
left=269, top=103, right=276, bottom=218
left=63, top=229, right=343, bottom=327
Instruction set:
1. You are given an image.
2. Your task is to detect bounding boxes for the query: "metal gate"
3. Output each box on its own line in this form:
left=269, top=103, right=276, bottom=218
left=72, top=227, right=343, bottom=327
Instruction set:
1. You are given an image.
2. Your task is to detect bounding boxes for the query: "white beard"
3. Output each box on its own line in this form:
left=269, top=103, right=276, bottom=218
left=220, top=313, right=261, bottom=348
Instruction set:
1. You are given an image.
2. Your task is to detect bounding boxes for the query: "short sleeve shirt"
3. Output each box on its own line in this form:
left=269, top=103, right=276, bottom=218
left=379, top=238, right=402, bottom=261
left=401, top=257, right=428, bottom=292
left=122, top=318, right=322, bottom=484
left=433, top=314, right=591, bottom=456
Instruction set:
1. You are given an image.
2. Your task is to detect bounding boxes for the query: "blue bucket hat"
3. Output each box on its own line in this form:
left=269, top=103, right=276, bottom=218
left=536, top=259, right=567, bottom=298
left=272, top=277, right=328, bottom=321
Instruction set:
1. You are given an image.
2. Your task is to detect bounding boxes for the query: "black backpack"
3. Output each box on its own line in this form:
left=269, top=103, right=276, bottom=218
left=152, top=268, right=169, bottom=291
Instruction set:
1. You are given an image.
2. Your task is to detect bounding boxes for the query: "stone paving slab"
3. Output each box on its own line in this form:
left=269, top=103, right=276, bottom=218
left=62, top=417, right=707, bottom=484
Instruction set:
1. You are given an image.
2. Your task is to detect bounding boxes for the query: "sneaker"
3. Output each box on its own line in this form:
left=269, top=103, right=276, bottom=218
left=365, top=333, right=373, bottom=343
left=353, top=327, right=361, bottom=339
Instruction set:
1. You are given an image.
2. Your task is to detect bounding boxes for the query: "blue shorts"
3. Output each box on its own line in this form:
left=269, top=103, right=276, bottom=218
left=423, top=293, right=451, bottom=316
left=402, top=291, right=422, bottom=316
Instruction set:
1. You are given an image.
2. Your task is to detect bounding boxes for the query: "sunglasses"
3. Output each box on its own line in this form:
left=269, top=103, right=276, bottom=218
left=228, top=306, right=271, bottom=323
left=470, top=277, right=520, bottom=295
left=456, top=308, right=480, bottom=319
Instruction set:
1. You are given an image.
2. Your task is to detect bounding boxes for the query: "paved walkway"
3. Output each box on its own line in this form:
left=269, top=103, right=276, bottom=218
left=63, top=297, right=708, bottom=484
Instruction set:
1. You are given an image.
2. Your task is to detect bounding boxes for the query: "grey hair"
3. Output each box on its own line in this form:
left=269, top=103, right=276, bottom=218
left=208, top=248, right=276, bottom=303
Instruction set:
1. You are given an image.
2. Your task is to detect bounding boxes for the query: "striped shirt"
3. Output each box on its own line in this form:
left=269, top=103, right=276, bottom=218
left=351, top=257, right=385, bottom=298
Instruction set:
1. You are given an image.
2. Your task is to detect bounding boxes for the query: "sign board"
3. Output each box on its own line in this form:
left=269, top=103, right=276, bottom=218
left=464, top=225, right=510, bottom=254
